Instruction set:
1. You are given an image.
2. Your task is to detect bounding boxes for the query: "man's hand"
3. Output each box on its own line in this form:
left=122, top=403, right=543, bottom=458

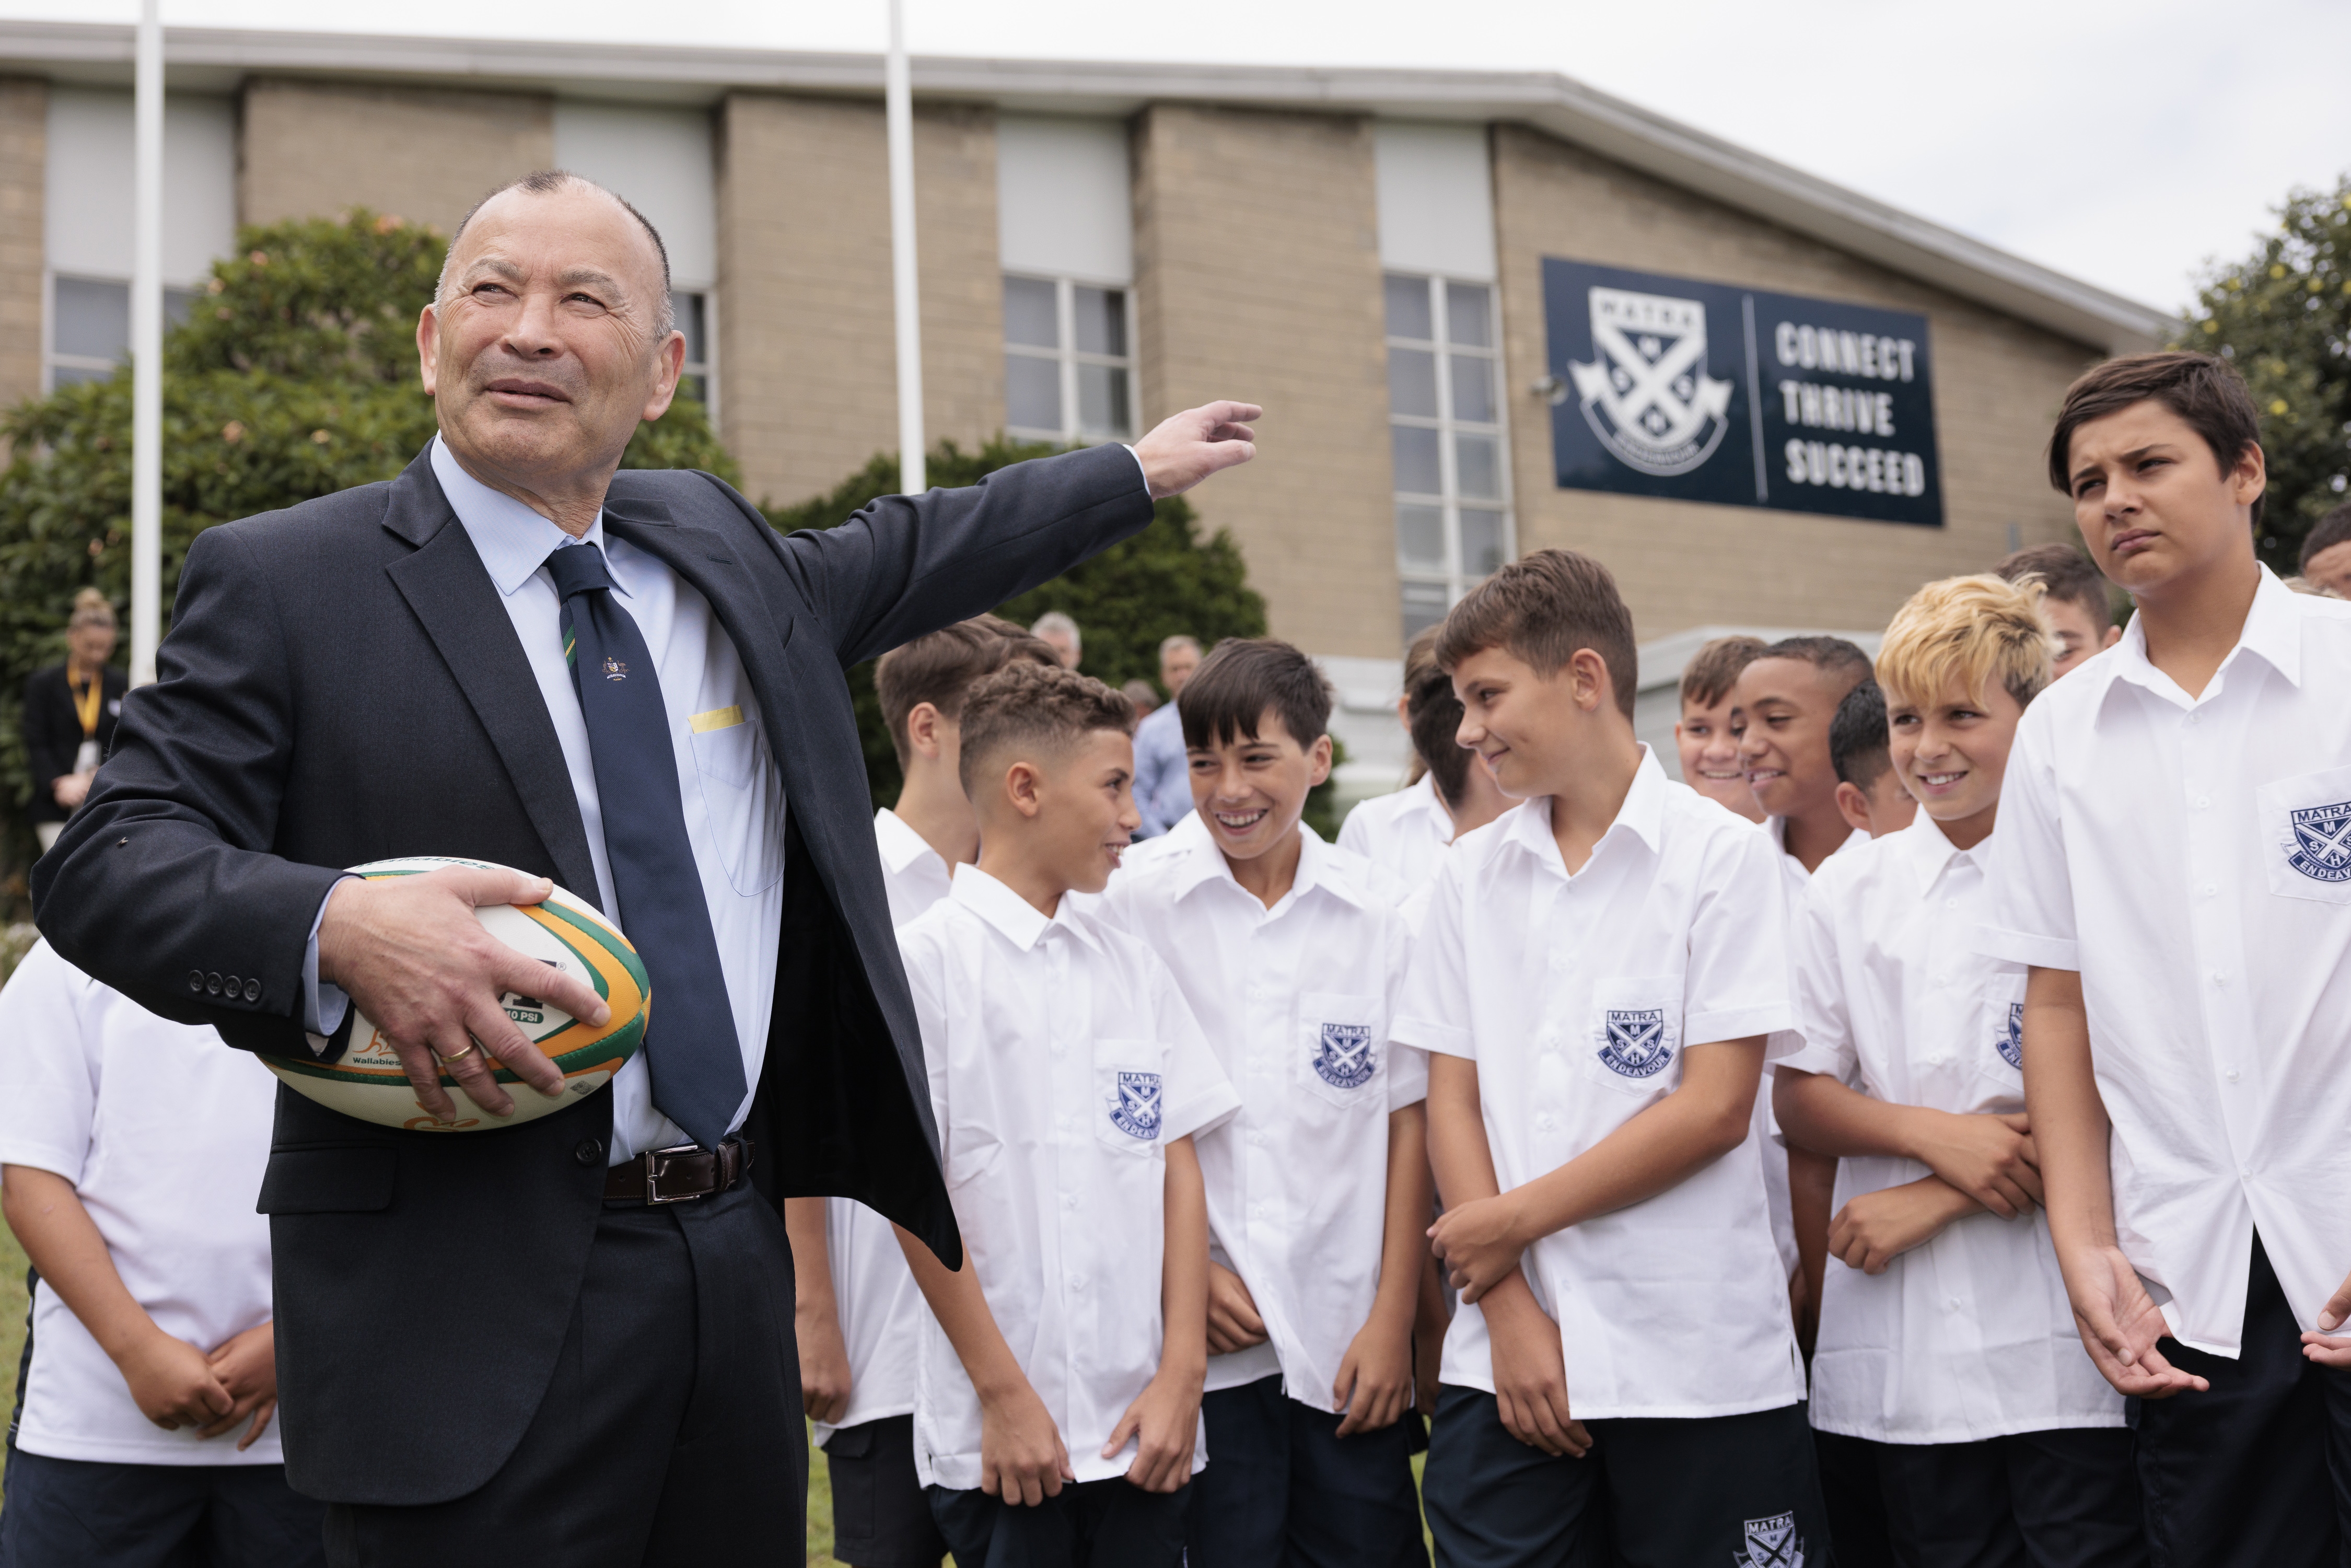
left=1829, top=1177, right=1978, bottom=1275
left=797, top=1307, right=854, bottom=1426
left=1133, top=402, right=1261, bottom=500
left=2059, top=1241, right=2207, bottom=1399
left=978, top=1377, right=1073, bottom=1505
left=1428, top=1190, right=1530, bottom=1304
left=1205, top=1261, right=1268, bottom=1356
left=1333, top=1314, right=1415, bottom=1437
left=1105, top=1365, right=1202, bottom=1494
left=1479, top=1273, right=1590, bottom=1457
left=116, top=1328, right=235, bottom=1432
left=54, top=772, right=92, bottom=811
left=199, top=1321, right=280, bottom=1448
left=2301, top=1265, right=2351, bottom=1368
left=1906, top=1109, right=2042, bottom=1219
left=317, top=864, right=608, bottom=1121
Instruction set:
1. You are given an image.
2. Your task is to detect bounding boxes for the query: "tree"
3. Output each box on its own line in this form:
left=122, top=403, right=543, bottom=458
left=2180, top=176, right=2351, bottom=570
left=0, top=210, right=732, bottom=887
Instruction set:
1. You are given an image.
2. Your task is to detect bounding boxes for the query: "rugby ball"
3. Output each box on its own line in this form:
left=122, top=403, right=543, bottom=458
left=264, top=856, right=650, bottom=1133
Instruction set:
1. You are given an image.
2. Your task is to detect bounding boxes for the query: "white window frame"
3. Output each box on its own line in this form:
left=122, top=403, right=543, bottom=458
left=1002, top=271, right=1138, bottom=446
left=671, top=287, right=718, bottom=428
left=1387, top=271, right=1515, bottom=642
left=43, top=271, right=199, bottom=392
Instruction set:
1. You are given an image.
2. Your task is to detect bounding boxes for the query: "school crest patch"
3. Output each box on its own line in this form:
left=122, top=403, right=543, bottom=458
left=1313, top=1022, right=1377, bottom=1090
left=1997, top=1001, right=2024, bottom=1070
left=1733, top=1513, right=1806, bottom=1568
left=1567, top=286, right=1735, bottom=477
left=2287, top=800, right=2351, bottom=884
left=1597, top=1007, right=1673, bottom=1080
left=1110, top=1071, right=1162, bottom=1141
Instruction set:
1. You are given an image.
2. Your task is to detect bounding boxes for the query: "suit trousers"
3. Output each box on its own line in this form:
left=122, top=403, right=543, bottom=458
left=321, top=1181, right=804, bottom=1567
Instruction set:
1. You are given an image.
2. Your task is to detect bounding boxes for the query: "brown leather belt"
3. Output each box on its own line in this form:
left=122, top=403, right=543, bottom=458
left=603, top=1137, right=754, bottom=1205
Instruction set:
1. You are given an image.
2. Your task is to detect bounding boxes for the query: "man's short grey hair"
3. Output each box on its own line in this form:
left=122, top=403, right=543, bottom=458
left=1158, top=634, right=1202, bottom=661
left=1030, top=611, right=1081, bottom=651
left=434, top=169, right=676, bottom=339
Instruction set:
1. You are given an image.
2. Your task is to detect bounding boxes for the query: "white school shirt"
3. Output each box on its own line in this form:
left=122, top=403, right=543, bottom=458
left=899, top=867, right=1242, bottom=1489
left=1978, top=568, right=2351, bottom=1357
left=1094, top=815, right=1427, bottom=1412
left=1393, top=748, right=1807, bottom=1418
left=812, top=808, right=955, bottom=1449
left=1782, top=815, right=2123, bottom=1442
left=0, top=943, right=283, bottom=1465
left=1337, top=774, right=1454, bottom=890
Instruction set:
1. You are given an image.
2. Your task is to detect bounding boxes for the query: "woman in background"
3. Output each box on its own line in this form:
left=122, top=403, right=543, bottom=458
left=25, top=588, right=126, bottom=855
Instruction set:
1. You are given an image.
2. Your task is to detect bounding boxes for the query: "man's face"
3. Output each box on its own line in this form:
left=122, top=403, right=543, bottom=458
left=1039, top=629, right=1080, bottom=669
left=1188, top=708, right=1330, bottom=864
left=1886, top=676, right=2024, bottom=833
left=1030, top=729, right=1140, bottom=896
left=1675, top=697, right=1760, bottom=822
left=419, top=183, right=682, bottom=489
left=2306, top=540, right=2351, bottom=598
left=1160, top=644, right=1201, bottom=698
left=2041, top=595, right=2119, bottom=680
left=1450, top=645, right=1595, bottom=802
left=2064, top=400, right=2263, bottom=601
left=1733, top=657, right=1847, bottom=821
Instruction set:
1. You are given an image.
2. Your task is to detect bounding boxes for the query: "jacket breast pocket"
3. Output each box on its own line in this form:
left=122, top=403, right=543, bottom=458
left=1095, top=1037, right=1167, bottom=1154
left=257, top=1144, right=395, bottom=1215
left=690, top=708, right=784, bottom=896
left=1576, top=977, right=1684, bottom=1097
left=2259, top=763, right=2351, bottom=907
left=1296, top=990, right=1384, bottom=1111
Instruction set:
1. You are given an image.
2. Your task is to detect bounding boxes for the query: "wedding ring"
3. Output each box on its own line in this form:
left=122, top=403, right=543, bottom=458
left=435, top=1041, right=480, bottom=1067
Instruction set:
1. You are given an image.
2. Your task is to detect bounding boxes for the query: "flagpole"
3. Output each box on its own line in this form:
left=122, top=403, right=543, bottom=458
left=129, top=0, right=163, bottom=685
left=885, top=0, right=924, bottom=495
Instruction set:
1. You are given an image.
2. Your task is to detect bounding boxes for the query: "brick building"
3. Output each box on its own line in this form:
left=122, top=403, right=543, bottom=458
left=0, top=22, right=2167, bottom=793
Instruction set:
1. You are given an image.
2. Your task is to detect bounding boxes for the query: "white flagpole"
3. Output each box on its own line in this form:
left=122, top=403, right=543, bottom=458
left=129, top=0, right=163, bottom=686
left=884, top=0, right=924, bottom=495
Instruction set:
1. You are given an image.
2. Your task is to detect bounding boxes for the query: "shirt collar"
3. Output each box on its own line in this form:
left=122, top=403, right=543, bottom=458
left=2104, top=563, right=2300, bottom=716
left=1165, top=815, right=1371, bottom=911
left=1767, top=811, right=1869, bottom=869
left=1889, top=811, right=1984, bottom=898
left=949, top=863, right=1103, bottom=954
left=874, top=808, right=947, bottom=879
left=430, top=433, right=629, bottom=600
left=1494, top=744, right=1669, bottom=877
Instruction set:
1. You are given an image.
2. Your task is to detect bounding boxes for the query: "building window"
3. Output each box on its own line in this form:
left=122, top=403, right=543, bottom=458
left=1003, top=273, right=1134, bottom=445
left=672, top=291, right=715, bottom=419
left=1386, top=272, right=1512, bottom=644
left=46, top=274, right=195, bottom=389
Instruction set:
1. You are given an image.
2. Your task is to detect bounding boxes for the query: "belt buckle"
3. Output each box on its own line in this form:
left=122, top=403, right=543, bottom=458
left=642, top=1143, right=705, bottom=1205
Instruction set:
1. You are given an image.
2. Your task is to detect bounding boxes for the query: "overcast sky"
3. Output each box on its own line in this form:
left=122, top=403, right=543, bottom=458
left=13, top=0, right=2349, bottom=315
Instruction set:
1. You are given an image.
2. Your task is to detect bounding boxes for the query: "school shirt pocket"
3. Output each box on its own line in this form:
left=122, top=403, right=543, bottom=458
left=1974, top=971, right=2029, bottom=1106
left=2257, top=763, right=2351, bottom=907
left=1575, top=977, right=1685, bottom=1098
left=1296, top=990, right=1385, bottom=1112
left=1095, top=1037, right=1168, bottom=1155
left=690, top=706, right=785, bottom=896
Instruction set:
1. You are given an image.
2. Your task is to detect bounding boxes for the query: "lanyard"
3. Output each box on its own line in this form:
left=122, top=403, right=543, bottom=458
left=71, top=671, right=101, bottom=739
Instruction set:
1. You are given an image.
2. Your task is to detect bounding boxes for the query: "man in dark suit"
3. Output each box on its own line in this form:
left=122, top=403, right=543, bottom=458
left=31, top=169, right=1258, bottom=1564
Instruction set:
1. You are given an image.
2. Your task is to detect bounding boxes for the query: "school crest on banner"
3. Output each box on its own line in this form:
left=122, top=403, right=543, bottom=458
left=2287, top=800, right=2351, bottom=884
left=1597, top=1007, right=1674, bottom=1081
left=1110, top=1071, right=1162, bottom=1141
left=1313, top=1022, right=1376, bottom=1090
left=1733, top=1513, right=1806, bottom=1568
left=1998, top=1001, right=2024, bottom=1070
left=1567, top=286, right=1735, bottom=477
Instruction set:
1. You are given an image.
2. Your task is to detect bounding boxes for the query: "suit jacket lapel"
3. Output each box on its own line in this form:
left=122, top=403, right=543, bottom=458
left=602, top=500, right=800, bottom=756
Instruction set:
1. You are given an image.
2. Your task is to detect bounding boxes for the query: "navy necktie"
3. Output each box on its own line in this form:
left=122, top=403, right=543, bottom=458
left=544, top=541, right=746, bottom=1151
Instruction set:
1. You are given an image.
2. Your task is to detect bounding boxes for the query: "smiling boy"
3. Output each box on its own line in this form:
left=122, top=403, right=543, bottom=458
left=1674, top=634, right=1767, bottom=821
left=1981, top=351, right=2351, bottom=1566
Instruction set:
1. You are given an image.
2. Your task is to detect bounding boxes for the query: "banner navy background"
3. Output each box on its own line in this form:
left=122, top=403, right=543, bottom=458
left=1543, top=257, right=1944, bottom=528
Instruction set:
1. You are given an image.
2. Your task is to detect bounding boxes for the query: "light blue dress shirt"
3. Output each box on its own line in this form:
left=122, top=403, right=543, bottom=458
left=1130, top=699, right=1191, bottom=838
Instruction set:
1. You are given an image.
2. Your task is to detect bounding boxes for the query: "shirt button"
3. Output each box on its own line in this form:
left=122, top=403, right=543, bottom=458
left=2225, top=1070, right=2241, bottom=1083
left=1537, top=1114, right=1557, bottom=1132
left=2200, top=884, right=2218, bottom=899
left=1943, top=898, right=1957, bottom=911
left=1946, top=1296, right=1962, bottom=1311
left=1063, top=1191, right=1078, bottom=1209
left=2194, top=795, right=2211, bottom=810
left=1072, top=1275, right=1088, bottom=1292
left=2210, top=972, right=2227, bottom=988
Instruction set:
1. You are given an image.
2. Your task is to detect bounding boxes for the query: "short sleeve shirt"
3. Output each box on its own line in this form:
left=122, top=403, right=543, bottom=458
left=1392, top=748, right=1806, bottom=1419
left=898, top=867, right=1242, bottom=1489
left=1337, top=774, right=1455, bottom=890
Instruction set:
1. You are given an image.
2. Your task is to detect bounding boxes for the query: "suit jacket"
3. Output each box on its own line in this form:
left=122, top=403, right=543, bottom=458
left=31, top=441, right=1155, bottom=1504
left=22, top=661, right=127, bottom=824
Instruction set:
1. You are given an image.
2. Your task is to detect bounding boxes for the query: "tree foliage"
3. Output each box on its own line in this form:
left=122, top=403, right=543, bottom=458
left=2179, top=176, right=2351, bottom=570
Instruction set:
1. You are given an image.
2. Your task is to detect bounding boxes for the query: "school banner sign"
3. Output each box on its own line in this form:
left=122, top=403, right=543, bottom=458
left=1542, top=257, right=1943, bottom=528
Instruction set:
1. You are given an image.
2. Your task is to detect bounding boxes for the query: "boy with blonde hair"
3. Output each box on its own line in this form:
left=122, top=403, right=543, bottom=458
left=1777, top=574, right=2141, bottom=1567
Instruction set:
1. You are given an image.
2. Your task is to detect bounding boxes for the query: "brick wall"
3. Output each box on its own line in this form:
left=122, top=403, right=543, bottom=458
left=715, top=93, right=1000, bottom=510
left=1133, top=104, right=1396, bottom=658
left=0, top=77, right=43, bottom=440
left=239, top=79, right=554, bottom=234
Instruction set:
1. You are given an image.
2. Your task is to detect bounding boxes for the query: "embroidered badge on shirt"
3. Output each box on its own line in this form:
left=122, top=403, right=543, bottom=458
left=1998, top=1000, right=2025, bottom=1069
left=1110, top=1071, right=1162, bottom=1141
left=1597, top=1007, right=1673, bottom=1079
left=1734, top=1513, right=1806, bottom=1568
left=1313, top=1021, right=1377, bottom=1090
left=2287, top=800, right=2351, bottom=884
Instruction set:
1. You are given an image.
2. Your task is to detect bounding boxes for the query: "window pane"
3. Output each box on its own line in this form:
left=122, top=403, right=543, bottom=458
left=1390, top=423, right=1442, bottom=496
left=53, top=276, right=128, bottom=362
left=1449, top=352, right=1495, bottom=424
left=50, top=362, right=113, bottom=387
left=1445, top=282, right=1493, bottom=349
left=1006, top=353, right=1062, bottom=432
left=1454, top=431, right=1500, bottom=500
left=1073, top=286, right=1126, bottom=357
left=163, top=288, right=196, bottom=330
left=1401, top=579, right=1450, bottom=644
left=1384, top=273, right=1433, bottom=341
left=1003, top=276, right=1059, bottom=349
left=1395, top=503, right=1446, bottom=572
left=1387, top=347, right=1437, bottom=419
left=671, top=292, right=707, bottom=364
left=1076, top=362, right=1130, bottom=439
left=1459, top=507, right=1507, bottom=577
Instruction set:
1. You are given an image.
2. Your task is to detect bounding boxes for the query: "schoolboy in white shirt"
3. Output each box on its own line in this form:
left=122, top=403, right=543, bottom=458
left=1995, top=541, right=2121, bottom=680
left=787, top=614, right=1058, bottom=1568
left=1094, top=638, right=1432, bottom=1566
left=0, top=942, right=324, bottom=1568
left=1398, top=549, right=1825, bottom=1567
left=1777, top=575, right=2143, bottom=1568
left=892, top=660, right=1240, bottom=1568
left=1339, top=629, right=1458, bottom=888
left=1674, top=633, right=1767, bottom=821
left=1983, top=351, right=2351, bottom=1566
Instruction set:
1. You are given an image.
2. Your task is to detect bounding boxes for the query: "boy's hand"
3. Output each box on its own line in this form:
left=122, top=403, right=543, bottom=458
left=978, top=1378, right=1073, bottom=1505
left=1205, top=1261, right=1268, bottom=1355
left=117, top=1329, right=235, bottom=1432
left=1907, top=1110, right=2041, bottom=1219
left=2300, top=1263, right=2351, bottom=1368
left=2058, top=1241, right=2208, bottom=1399
left=1479, top=1274, right=1590, bottom=1458
left=199, top=1321, right=280, bottom=1448
left=1105, top=1367, right=1202, bottom=1494
left=796, top=1309, right=854, bottom=1425
left=1427, top=1190, right=1531, bottom=1304
left=1333, top=1316, right=1415, bottom=1437
left=1828, top=1177, right=1977, bottom=1275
